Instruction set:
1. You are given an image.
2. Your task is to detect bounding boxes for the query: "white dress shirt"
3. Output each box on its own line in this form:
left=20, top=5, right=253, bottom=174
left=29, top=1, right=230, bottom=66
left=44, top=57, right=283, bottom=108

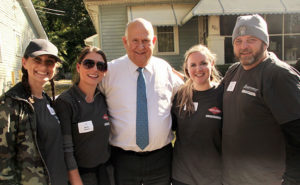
left=99, top=55, right=183, bottom=152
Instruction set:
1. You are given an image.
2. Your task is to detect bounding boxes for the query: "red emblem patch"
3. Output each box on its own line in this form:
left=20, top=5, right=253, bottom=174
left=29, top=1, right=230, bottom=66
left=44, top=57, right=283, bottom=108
left=208, top=107, right=221, bottom=115
left=102, top=114, right=109, bottom=120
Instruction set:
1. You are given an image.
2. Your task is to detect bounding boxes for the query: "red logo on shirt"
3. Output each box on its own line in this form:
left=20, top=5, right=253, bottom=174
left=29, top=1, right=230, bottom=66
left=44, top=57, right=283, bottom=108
left=103, top=114, right=109, bottom=120
left=208, top=107, right=221, bottom=115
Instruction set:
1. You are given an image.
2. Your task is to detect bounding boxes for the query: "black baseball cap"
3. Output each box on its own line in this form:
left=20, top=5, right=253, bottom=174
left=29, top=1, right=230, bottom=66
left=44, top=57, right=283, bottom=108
left=24, top=39, right=62, bottom=62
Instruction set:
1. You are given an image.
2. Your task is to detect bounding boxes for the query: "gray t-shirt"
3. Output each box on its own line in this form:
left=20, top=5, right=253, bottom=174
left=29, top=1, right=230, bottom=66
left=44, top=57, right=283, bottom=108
left=55, top=85, right=111, bottom=170
left=222, top=53, right=300, bottom=185
left=34, top=96, right=68, bottom=185
left=172, top=85, right=223, bottom=185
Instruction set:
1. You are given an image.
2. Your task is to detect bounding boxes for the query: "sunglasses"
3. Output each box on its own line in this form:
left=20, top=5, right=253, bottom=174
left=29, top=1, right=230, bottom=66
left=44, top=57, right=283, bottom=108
left=82, top=59, right=107, bottom=72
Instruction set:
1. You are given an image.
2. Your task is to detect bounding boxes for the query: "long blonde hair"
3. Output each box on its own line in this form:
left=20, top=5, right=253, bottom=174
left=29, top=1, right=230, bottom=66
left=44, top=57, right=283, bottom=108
left=176, top=44, right=222, bottom=116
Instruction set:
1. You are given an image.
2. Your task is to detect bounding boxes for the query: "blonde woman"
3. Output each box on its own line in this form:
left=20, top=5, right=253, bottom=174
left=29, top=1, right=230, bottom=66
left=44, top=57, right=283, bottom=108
left=171, top=44, right=223, bottom=185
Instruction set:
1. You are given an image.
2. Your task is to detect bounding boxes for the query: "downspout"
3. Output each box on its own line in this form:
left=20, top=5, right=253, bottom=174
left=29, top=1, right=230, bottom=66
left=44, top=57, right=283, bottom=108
left=217, top=0, right=225, bottom=14
left=20, top=0, right=47, bottom=39
left=279, top=0, right=287, bottom=13
left=170, top=0, right=178, bottom=25
left=180, top=10, right=193, bottom=25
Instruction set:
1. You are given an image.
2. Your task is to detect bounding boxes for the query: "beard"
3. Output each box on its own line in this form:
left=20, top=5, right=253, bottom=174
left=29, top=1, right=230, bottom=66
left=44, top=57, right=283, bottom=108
left=234, top=43, right=265, bottom=67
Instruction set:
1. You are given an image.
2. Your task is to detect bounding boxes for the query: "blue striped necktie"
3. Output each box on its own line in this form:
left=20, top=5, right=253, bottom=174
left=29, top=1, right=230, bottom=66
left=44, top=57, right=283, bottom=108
left=136, top=67, right=149, bottom=150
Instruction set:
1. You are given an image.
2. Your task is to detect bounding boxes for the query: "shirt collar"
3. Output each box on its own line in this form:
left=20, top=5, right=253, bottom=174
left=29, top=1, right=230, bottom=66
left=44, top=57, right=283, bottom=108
left=73, top=83, right=100, bottom=100
left=126, top=55, right=154, bottom=75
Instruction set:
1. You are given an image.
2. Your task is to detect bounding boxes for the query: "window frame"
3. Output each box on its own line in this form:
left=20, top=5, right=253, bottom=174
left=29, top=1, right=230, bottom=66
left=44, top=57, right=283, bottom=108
left=153, top=25, right=179, bottom=55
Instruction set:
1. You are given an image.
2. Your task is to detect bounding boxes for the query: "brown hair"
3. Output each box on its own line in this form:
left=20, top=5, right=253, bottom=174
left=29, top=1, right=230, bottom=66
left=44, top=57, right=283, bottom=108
left=73, top=46, right=107, bottom=83
left=176, top=44, right=222, bottom=116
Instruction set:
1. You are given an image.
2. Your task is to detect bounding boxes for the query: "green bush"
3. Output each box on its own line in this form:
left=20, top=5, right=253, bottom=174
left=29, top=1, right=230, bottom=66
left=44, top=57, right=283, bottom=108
left=44, top=80, right=72, bottom=97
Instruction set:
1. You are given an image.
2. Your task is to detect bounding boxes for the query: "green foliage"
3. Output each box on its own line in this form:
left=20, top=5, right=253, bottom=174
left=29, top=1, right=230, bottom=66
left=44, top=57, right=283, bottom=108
left=32, top=0, right=96, bottom=76
left=44, top=80, right=72, bottom=96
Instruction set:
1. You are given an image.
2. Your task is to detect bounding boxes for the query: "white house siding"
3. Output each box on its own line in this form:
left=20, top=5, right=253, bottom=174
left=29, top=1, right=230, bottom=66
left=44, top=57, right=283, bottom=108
left=99, top=5, right=127, bottom=61
left=0, top=0, right=38, bottom=94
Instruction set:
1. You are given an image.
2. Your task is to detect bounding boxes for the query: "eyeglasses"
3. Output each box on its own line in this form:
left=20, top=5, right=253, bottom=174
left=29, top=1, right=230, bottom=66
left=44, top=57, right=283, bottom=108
left=82, top=59, right=107, bottom=72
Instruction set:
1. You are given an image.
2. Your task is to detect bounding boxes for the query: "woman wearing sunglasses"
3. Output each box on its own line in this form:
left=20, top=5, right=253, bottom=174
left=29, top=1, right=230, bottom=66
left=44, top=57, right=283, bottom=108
left=54, top=46, right=112, bottom=185
left=0, top=39, right=68, bottom=185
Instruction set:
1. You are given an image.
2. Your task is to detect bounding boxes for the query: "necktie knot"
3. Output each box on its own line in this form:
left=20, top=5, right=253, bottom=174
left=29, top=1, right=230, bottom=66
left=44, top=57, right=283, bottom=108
left=137, top=67, right=144, bottom=73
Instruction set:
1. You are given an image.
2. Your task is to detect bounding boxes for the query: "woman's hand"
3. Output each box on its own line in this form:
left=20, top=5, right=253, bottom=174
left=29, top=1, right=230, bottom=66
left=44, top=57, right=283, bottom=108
left=68, top=169, right=83, bottom=185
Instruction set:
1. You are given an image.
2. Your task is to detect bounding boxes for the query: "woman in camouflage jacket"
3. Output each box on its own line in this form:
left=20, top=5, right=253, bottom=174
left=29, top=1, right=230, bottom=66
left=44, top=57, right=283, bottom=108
left=0, top=39, right=67, bottom=185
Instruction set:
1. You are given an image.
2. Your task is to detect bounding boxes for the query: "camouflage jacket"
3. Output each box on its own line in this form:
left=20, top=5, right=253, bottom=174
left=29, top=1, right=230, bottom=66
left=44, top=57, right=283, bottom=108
left=0, top=82, right=50, bottom=185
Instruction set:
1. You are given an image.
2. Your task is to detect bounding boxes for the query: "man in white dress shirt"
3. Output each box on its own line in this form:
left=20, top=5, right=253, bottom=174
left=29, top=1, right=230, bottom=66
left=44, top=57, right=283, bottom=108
left=99, top=18, right=183, bottom=185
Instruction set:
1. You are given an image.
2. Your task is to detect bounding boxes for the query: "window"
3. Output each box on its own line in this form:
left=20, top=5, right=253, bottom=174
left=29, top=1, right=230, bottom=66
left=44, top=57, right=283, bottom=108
left=266, top=14, right=300, bottom=62
left=224, top=37, right=236, bottom=64
left=220, top=15, right=239, bottom=36
left=269, top=36, right=282, bottom=59
left=266, top=14, right=282, bottom=34
left=220, top=14, right=300, bottom=63
left=285, top=14, right=300, bottom=34
left=220, top=15, right=239, bottom=63
left=154, top=26, right=179, bottom=55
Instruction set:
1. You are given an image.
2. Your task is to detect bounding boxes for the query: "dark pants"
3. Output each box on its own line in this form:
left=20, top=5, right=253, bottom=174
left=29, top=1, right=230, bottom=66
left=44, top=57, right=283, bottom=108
left=111, top=144, right=172, bottom=185
left=78, top=161, right=114, bottom=185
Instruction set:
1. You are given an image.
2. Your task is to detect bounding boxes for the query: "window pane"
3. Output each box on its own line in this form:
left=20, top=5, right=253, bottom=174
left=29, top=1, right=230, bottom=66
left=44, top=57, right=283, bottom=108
left=266, top=14, right=282, bottom=34
left=284, top=35, right=300, bottom=61
left=224, top=37, right=237, bottom=64
left=157, top=26, right=174, bottom=52
left=220, top=15, right=239, bottom=36
left=284, top=14, right=300, bottom=33
left=269, top=36, right=282, bottom=59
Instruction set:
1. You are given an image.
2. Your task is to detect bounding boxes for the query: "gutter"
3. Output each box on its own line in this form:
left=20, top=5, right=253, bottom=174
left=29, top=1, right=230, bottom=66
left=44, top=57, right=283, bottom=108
left=20, top=0, right=47, bottom=39
left=180, top=10, right=193, bottom=25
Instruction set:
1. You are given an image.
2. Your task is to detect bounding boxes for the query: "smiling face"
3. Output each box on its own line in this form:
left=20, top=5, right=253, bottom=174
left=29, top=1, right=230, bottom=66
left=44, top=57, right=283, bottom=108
left=123, top=19, right=156, bottom=67
left=186, top=52, right=214, bottom=91
left=77, top=52, right=106, bottom=88
left=233, top=35, right=267, bottom=70
left=22, top=55, right=58, bottom=87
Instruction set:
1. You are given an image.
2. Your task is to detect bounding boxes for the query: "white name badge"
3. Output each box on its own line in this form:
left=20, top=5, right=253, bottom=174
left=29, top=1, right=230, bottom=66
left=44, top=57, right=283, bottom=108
left=47, top=104, right=56, bottom=115
left=78, top=120, right=94, bottom=133
left=183, top=102, right=198, bottom=111
left=193, top=102, right=198, bottom=111
left=227, top=81, right=236, bottom=92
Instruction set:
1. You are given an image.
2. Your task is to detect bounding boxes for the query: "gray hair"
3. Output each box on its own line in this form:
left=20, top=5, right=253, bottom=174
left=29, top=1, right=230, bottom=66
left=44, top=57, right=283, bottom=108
left=124, top=18, right=154, bottom=38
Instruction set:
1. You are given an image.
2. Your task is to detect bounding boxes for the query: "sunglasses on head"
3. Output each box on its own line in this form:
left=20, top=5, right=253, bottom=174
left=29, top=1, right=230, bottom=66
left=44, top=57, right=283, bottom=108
left=82, top=59, right=107, bottom=72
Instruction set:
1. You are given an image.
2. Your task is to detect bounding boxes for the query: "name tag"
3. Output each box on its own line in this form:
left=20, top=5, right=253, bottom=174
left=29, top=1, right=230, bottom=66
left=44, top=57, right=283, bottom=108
left=227, top=81, right=236, bottom=92
left=183, top=102, right=198, bottom=111
left=193, top=102, right=198, bottom=111
left=78, top=120, right=94, bottom=133
left=47, top=104, right=56, bottom=115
